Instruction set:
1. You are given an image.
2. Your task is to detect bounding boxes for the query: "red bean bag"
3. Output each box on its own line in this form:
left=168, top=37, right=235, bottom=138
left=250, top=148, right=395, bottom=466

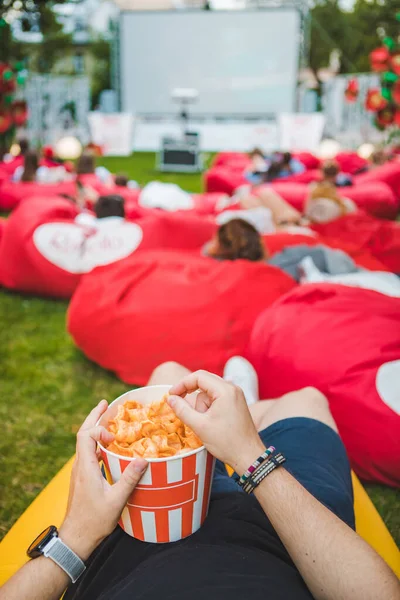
left=312, top=212, right=400, bottom=273
left=204, top=166, right=248, bottom=195
left=68, top=250, right=296, bottom=385
left=212, top=152, right=251, bottom=169
left=355, top=162, right=400, bottom=202
left=0, top=217, right=6, bottom=245
left=278, top=169, right=321, bottom=184
left=0, top=156, right=24, bottom=175
left=246, top=284, right=400, bottom=487
left=0, top=180, right=76, bottom=211
left=335, top=152, right=368, bottom=175
left=0, top=198, right=217, bottom=298
left=293, top=152, right=320, bottom=170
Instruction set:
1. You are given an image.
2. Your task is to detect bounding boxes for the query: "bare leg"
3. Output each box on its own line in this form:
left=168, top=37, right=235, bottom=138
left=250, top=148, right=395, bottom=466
left=250, top=187, right=303, bottom=226
left=148, top=365, right=338, bottom=435
left=147, top=361, right=191, bottom=386
left=249, top=387, right=338, bottom=433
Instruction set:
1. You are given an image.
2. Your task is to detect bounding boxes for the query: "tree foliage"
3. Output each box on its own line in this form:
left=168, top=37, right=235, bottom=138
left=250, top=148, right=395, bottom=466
left=310, top=0, right=400, bottom=74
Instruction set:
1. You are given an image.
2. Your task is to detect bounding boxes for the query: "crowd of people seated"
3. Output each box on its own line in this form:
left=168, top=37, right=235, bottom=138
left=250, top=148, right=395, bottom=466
left=1, top=138, right=136, bottom=194
left=246, top=149, right=305, bottom=184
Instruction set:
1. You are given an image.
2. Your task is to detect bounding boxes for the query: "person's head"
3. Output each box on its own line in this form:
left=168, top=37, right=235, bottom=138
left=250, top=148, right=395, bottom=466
left=94, top=194, right=125, bottom=219
left=321, top=160, right=339, bottom=182
left=76, top=152, right=95, bottom=175
left=265, top=161, right=282, bottom=182
left=370, top=149, right=386, bottom=167
left=115, top=173, right=129, bottom=187
left=18, top=138, right=29, bottom=156
left=21, top=150, right=39, bottom=182
left=249, top=147, right=265, bottom=160
left=282, top=152, right=292, bottom=166
left=210, top=219, right=266, bottom=262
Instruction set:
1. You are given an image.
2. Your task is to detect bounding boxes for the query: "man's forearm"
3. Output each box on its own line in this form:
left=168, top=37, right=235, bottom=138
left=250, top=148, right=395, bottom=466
left=251, top=467, right=399, bottom=600
left=0, top=556, right=69, bottom=600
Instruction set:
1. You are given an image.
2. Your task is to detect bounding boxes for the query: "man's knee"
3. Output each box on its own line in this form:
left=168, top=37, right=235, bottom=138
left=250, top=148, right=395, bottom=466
left=147, top=361, right=189, bottom=386
left=298, top=386, right=329, bottom=407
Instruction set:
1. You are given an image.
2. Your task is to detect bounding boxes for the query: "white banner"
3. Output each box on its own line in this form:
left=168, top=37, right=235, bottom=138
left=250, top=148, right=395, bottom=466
left=88, top=112, right=135, bottom=156
left=278, top=113, right=326, bottom=153
left=133, top=120, right=279, bottom=152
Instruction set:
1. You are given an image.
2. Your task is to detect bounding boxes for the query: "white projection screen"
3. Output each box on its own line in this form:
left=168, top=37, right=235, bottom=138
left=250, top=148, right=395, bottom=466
left=120, top=10, right=300, bottom=116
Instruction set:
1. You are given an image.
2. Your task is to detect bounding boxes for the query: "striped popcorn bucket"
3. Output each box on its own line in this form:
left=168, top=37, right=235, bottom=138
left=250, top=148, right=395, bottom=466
left=98, top=385, right=215, bottom=543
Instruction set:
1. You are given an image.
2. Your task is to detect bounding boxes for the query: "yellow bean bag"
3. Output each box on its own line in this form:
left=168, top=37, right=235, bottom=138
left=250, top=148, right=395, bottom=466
left=0, top=460, right=399, bottom=587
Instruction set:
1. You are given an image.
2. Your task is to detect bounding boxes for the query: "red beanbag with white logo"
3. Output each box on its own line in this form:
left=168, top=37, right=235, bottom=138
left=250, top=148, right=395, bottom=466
left=0, top=198, right=217, bottom=298
left=68, top=250, right=296, bottom=386
left=0, top=181, right=76, bottom=211
left=247, top=284, right=400, bottom=486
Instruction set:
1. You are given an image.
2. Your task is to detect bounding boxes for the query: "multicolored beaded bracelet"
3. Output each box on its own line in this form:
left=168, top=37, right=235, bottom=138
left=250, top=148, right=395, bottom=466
left=243, top=452, right=286, bottom=494
left=238, top=446, right=275, bottom=487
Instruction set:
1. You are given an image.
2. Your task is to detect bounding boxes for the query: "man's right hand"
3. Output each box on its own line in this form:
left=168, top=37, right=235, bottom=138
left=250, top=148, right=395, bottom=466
left=168, top=370, right=265, bottom=474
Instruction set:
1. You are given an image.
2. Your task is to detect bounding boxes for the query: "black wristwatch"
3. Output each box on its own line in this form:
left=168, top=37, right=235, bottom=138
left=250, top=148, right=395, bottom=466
left=27, top=525, right=86, bottom=583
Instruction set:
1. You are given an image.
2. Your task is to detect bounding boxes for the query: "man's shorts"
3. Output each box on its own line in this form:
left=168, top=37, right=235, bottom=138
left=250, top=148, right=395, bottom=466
left=211, top=417, right=355, bottom=530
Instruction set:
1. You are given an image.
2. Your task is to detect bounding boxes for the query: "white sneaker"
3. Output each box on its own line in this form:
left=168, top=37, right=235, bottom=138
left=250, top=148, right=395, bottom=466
left=223, top=356, right=259, bottom=406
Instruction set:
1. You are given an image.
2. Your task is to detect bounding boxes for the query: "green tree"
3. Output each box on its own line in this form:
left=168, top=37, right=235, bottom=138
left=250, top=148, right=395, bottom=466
left=89, top=36, right=111, bottom=109
left=0, top=1, right=77, bottom=70
left=349, top=0, right=400, bottom=72
left=310, top=0, right=357, bottom=77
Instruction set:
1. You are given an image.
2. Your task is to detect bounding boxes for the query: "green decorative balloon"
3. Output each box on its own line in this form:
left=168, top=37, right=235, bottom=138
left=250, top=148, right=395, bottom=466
left=0, top=18, right=6, bottom=28
left=4, top=94, right=13, bottom=105
left=382, top=87, right=392, bottom=100
left=383, top=71, right=399, bottom=84
left=383, top=36, right=395, bottom=50
left=16, top=73, right=26, bottom=85
left=14, top=61, right=24, bottom=72
left=3, top=69, right=13, bottom=81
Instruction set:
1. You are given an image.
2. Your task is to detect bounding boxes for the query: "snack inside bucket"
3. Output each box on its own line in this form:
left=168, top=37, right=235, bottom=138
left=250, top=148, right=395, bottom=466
left=98, top=385, right=215, bottom=543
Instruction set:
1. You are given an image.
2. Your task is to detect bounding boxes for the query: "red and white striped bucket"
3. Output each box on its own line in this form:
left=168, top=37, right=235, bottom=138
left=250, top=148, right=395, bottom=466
left=98, top=385, right=215, bottom=543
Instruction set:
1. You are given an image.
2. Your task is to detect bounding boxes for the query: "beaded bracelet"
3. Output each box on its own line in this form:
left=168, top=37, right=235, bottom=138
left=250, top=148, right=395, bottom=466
left=242, top=452, right=286, bottom=494
left=238, top=446, right=275, bottom=486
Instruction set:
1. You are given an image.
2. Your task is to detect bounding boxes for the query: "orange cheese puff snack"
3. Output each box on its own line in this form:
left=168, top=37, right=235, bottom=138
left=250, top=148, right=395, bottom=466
left=105, top=396, right=202, bottom=458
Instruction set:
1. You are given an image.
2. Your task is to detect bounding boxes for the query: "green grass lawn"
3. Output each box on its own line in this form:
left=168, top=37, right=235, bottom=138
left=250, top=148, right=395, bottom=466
left=0, top=153, right=399, bottom=548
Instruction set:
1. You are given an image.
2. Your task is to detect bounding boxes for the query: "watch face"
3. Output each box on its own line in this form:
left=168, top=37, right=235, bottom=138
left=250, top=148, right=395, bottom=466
left=27, top=525, right=58, bottom=559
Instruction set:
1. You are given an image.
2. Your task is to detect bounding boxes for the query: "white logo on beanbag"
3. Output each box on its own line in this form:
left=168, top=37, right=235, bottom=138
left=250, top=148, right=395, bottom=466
left=33, top=220, right=143, bottom=274
left=376, top=360, right=400, bottom=415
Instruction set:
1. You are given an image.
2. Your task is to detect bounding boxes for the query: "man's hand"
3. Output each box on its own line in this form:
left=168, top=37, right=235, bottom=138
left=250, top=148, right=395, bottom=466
left=168, top=371, right=265, bottom=474
left=60, top=400, right=148, bottom=560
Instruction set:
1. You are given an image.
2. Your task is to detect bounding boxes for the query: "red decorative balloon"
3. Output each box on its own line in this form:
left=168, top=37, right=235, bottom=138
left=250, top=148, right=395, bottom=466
left=344, top=78, right=359, bottom=103
left=393, top=81, right=400, bottom=106
left=11, top=100, right=28, bottom=126
left=369, top=46, right=390, bottom=72
left=390, top=51, right=400, bottom=76
left=365, top=88, right=388, bottom=112
left=0, top=110, right=13, bottom=134
left=376, top=106, right=395, bottom=128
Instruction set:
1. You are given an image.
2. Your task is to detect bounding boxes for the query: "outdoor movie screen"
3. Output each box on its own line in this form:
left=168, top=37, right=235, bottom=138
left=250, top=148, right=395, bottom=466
left=120, top=9, right=300, bottom=116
